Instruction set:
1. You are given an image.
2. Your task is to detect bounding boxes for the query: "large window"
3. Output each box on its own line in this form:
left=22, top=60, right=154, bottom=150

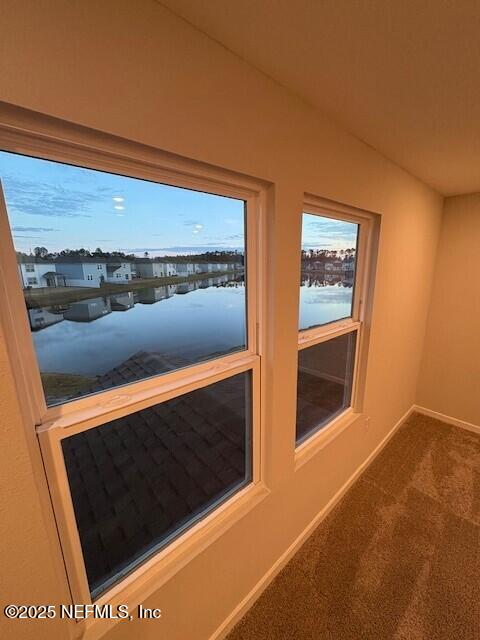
left=296, top=198, right=372, bottom=446
left=0, top=126, right=262, bottom=607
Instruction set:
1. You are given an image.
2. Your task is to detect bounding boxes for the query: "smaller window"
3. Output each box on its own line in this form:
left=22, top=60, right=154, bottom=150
left=27, top=277, right=38, bottom=285
left=25, top=263, right=35, bottom=272
left=296, top=201, right=374, bottom=446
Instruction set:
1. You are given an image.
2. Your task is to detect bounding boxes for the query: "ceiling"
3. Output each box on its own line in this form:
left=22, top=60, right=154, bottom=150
left=160, top=0, right=480, bottom=196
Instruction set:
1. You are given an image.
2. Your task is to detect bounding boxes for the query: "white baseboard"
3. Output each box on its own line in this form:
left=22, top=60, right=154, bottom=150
left=209, top=404, right=416, bottom=640
left=413, top=404, right=480, bottom=435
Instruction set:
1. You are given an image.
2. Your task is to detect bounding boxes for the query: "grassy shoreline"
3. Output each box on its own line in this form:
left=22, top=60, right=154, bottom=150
left=41, top=372, right=97, bottom=401
left=25, top=269, right=241, bottom=308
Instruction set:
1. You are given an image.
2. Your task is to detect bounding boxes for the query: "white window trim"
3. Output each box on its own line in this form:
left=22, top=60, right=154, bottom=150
left=0, top=105, right=269, bottom=640
left=295, top=193, right=378, bottom=463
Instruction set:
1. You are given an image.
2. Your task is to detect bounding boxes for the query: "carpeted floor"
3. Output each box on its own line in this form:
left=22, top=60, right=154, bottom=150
left=227, top=413, right=480, bottom=640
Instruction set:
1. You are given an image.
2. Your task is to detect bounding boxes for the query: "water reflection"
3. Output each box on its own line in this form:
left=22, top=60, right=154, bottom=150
left=176, top=282, right=197, bottom=294
left=136, top=286, right=173, bottom=304
left=29, top=276, right=243, bottom=331
left=63, top=297, right=112, bottom=322
left=299, top=272, right=355, bottom=330
left=28, top=307, right=64, bottom=331
left=28, top=270, right=355, bottom=404
left=110, top=291, right=135, bottom=311
left=30, top=274, right=247, bottom=405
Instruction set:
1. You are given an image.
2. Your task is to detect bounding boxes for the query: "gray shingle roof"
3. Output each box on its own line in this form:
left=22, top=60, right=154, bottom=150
left=62, top=353, right=250, bottom=596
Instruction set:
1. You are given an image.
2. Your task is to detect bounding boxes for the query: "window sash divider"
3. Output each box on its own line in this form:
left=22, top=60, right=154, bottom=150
left=298, top=319, right=360, bottom=350
left=38, top=353, right=260, bottom=437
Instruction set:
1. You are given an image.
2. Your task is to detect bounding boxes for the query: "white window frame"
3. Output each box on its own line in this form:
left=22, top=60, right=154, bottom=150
left=295, top=194, right=377, bottom=465
left=0, top=107, right=268, bottom=639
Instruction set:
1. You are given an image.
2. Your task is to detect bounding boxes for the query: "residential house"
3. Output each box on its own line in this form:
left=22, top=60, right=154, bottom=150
left=55, top=257, right=107, bottom=288
left=17, top=257, right=66, bottom=289
left=194, top=262, right=211, bottom=274
left=105, top=259, right=133, bottom=284
left=175, top=262, right=196, bottom=277
left=135, top=259, right=165, bottom=279
left=164, top=263, right=177, bottom=277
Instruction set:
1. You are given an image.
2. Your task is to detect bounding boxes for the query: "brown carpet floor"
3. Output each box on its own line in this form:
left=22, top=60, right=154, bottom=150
left=227, top=413, right=480, bottom=640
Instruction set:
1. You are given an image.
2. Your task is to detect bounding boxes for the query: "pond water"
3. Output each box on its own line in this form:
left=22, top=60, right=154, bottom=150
left=31, top=275, right=245, bottom=378
left=299, top=273, right=354, bottom=330
left=28, top=272, right=354, bottom=405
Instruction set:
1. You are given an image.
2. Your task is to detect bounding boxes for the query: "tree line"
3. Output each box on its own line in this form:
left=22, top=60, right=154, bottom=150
left=17, top=247, right=244, bottom=264
left=301, top=248, right=356, bottom=262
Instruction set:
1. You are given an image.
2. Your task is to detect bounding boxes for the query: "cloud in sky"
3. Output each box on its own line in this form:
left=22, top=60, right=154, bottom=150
left=1, top=175, right=107, bottom=218
left=0, top=150, right=246, bottom=255
left=12, top=226, right=59, bottom=232
left=302, top=214, right=357, bottom=249
left=125, top=245, right=244, bottom=254
left=301, top=242, right=334, bottom=249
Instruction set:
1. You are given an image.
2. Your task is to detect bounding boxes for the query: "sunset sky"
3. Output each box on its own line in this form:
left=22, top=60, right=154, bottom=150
left=0, top=150, right=356, bottom=256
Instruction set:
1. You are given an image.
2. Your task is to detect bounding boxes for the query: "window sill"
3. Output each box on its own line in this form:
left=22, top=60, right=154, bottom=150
left=80, top=480, right=270, bottom=640
left=295, top=408, right=362, bottom=471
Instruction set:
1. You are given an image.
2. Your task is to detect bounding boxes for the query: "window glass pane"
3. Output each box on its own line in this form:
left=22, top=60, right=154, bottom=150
left=300, top=213, right=358, bottom=330
left=62, top=371, right=252, bottom=597
left=296, top=331, right=357, bottom=444
left=0, top=150, right=246, bottom=406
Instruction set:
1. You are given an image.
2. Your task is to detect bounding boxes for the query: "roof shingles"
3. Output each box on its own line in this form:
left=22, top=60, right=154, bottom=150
left=62, top=359, right=250, bottom=596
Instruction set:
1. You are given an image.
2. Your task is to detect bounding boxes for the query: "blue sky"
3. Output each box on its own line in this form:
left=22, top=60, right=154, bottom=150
left=301, top=213, right=357, bottom=251
left=0, top=151, right=357, bottom=256
left=0, top=151, right=245, bottom=256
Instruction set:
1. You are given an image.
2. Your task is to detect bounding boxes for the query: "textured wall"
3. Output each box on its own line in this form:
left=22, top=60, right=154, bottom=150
left=0, top=1, right=442, bottom=638
left=417, top=194, right=480, bottom=427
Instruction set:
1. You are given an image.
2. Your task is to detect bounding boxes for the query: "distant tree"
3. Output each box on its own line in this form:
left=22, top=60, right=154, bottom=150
left=33, top=246, right=49, bottom=259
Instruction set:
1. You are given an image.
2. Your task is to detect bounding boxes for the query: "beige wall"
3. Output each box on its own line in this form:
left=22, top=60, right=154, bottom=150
left=417, top=194, right=480, bottom=426
left=0, top=1, right=443, bottom=639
